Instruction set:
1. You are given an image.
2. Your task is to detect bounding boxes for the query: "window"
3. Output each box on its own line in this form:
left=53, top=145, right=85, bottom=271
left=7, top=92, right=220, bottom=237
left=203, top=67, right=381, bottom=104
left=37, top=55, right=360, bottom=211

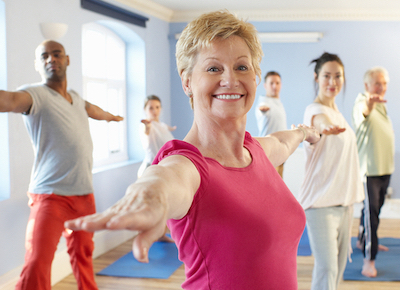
left=0, top=0, right=10, bottom=200
left=82, top=23, right=128, bottom=167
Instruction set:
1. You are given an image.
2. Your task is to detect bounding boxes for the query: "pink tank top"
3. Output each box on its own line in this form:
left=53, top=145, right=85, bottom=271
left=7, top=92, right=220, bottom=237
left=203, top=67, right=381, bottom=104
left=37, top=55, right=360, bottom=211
left=155, top=132, right=305, bottom=289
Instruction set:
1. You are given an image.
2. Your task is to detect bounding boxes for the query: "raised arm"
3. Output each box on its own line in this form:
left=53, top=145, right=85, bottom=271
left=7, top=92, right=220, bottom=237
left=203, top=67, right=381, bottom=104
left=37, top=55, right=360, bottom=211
left=0, top=90, right=32, bottom=113
left=85, top=101, right=124, bottom=122
left=65, top=154, right=200, bottom=262
left=140, top=119, right=152, bottom=135
left=255, top=125, right=320, bottom=167
left=362, top=94, right=386, bottom=117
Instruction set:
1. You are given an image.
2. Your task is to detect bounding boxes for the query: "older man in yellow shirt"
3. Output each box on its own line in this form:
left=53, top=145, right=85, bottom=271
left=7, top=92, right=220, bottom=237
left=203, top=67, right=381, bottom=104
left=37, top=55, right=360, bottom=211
left=352, top=66, right=395, bottom=278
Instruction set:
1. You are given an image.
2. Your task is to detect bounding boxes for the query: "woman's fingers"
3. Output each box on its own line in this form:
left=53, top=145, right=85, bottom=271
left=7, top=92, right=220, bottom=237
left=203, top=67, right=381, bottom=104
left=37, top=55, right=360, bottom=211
left=64, top=211, right=114, bottom=231
left=132, top=222, right=167, bottom=263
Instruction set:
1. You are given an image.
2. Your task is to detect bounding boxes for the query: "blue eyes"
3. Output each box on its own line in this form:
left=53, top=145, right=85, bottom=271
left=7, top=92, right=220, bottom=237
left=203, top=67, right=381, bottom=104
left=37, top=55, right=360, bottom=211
left=207, top=65, right=248, bottom=72
left=207, top=67, right=219, bottom=72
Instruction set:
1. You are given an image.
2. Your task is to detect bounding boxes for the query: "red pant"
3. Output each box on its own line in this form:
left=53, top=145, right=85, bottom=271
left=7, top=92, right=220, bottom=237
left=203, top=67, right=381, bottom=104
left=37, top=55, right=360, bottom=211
left=15, top=193, right=98, bottom=290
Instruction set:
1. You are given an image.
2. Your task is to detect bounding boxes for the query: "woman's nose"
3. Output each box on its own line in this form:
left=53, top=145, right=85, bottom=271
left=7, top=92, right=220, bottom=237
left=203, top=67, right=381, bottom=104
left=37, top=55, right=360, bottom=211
left=220, top=70, right=238, bottom=87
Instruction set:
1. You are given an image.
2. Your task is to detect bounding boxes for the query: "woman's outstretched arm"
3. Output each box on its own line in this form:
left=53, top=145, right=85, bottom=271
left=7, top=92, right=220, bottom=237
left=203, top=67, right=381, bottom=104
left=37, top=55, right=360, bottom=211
left=255, top=125, right=320, bottom=167
left=65, top=154, right=200, bottom=262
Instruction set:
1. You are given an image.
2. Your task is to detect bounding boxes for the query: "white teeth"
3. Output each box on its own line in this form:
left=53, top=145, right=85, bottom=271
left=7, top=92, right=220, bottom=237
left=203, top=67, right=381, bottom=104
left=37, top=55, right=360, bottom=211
left=215, top=94, right=241, bottom=100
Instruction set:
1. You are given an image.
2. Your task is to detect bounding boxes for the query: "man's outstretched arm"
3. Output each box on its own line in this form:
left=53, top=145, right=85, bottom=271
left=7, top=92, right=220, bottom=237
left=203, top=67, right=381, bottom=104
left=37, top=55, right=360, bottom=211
left=85, top=101, right=124, bottom=122
left=0, top=90, right=32, bottom=113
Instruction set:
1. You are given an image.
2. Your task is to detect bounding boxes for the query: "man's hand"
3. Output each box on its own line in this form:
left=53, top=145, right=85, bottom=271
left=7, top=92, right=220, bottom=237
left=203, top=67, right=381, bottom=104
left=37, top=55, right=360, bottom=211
left=108, top=114, right=124, bottom=122
left=363, top=94, right=387, bottom=117
left=259, top=105, right=270, bottom=112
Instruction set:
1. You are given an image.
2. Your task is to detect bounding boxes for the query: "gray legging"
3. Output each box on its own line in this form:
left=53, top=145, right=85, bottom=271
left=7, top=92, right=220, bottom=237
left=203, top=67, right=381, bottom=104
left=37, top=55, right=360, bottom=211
left=305, top=205, right=353, bottom=290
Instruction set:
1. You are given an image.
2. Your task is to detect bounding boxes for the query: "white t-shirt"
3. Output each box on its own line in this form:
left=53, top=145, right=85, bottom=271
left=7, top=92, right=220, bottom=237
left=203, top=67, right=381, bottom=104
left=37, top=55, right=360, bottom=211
left=255, top=95, right=287, bottom=137
left=19, top=83, right=93, bottom=196
left=298, top=103, right=364, bottom=210
left=140, top=120, right=174, bottom=164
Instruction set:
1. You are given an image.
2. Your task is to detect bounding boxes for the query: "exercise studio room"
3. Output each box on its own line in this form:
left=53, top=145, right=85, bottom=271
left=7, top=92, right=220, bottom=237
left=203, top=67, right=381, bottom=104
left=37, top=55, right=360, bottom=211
left=1, top=1, right=399, bottom=290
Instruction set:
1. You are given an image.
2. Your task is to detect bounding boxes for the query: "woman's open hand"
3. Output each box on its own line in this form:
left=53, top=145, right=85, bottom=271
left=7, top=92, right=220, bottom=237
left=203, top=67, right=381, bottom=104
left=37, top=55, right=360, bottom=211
left=65, top=181, right=168, bottom=263
left=292, top=124, right=321, bottom=144
left=321, top=125, right=346, bottom=135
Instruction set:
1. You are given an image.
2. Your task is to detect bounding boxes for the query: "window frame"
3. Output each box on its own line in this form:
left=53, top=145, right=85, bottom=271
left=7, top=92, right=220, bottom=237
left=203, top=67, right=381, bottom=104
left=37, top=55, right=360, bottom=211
left=82, top=22, right=128, bottom=168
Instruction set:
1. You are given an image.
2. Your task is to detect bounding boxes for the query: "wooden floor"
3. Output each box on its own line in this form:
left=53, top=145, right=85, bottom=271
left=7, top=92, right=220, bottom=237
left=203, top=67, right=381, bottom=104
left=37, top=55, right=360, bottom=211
left=54, top=219, right=400, bottom=290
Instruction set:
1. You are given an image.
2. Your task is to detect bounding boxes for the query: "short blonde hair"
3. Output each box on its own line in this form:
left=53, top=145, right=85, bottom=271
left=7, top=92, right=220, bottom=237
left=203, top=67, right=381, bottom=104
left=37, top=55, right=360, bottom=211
left=176, top=10, right=263, bottom=88
left=363, top=66, right=390, bottom=84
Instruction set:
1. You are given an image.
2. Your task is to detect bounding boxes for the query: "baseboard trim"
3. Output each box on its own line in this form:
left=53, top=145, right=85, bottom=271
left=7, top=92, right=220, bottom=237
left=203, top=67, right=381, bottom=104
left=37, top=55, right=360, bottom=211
left=0, top=230, right=137, bottom=289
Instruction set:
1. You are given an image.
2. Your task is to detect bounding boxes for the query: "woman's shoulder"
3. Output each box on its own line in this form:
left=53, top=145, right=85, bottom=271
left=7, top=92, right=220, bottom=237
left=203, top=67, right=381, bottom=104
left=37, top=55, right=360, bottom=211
left=244, top=131, right=266, bottom=157
left=244, top=131, right=260, bottom=147
left=305, top=102, right=323, bottom=111
left=154, top=140, right=205, bottom=165
left=154, top=140, right=209, bottom=194
left=158, top=139, right=199, bottom=152
left=305, top=102, right=338, bottom=117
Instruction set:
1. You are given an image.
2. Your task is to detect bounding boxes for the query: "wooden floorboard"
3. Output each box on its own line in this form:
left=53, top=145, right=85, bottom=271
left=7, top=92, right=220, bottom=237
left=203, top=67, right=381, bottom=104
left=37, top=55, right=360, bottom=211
left=53, top=219, right=400, bottom=290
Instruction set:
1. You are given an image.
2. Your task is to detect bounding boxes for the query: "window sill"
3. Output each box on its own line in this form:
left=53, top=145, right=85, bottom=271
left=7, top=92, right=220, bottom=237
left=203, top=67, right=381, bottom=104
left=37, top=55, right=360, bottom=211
left=92, top=159, right=141, bottom=174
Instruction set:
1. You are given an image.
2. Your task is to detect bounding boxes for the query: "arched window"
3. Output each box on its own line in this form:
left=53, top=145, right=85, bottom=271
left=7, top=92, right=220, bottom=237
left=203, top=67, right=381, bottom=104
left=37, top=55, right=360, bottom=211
left=0, top=0, right=10, bottom=201
left=82, top=22, right=128, bottom=167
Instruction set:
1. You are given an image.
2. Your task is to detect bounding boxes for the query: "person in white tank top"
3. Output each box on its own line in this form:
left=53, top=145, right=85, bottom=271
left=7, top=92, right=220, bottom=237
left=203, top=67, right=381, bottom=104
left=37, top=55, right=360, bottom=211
left=138, top=95, right=176, bottom=178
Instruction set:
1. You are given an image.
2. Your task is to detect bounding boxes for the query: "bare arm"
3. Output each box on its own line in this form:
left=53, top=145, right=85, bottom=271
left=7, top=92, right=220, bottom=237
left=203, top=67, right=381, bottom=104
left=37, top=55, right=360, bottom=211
left=85, top=101, right=124, bottom=122
left=362, top=94, right=386, bottom=117
left=65, top=154, right=200, bottom=262
left=255, top=125, right=320, bottom=167
left=140, top=119, right=152, bottom=135
left=0, top=90, right=32, bottom=113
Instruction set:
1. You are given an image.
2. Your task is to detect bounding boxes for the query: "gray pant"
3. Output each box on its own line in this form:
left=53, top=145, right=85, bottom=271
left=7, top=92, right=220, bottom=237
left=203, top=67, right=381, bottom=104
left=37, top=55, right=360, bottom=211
left=305, top=206, right=353, bottom=290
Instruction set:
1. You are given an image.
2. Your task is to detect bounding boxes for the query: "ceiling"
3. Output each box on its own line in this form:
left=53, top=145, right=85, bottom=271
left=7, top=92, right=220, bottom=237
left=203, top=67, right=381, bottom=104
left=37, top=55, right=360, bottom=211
left=149, top=0, right=399, bottom=12
left=113, top=0, right=400, bottom=22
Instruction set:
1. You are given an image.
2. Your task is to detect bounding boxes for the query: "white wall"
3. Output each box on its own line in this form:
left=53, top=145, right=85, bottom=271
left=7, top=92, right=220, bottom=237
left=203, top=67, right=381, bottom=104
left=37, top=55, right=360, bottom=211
left=0, top=0, right=171, bottom=286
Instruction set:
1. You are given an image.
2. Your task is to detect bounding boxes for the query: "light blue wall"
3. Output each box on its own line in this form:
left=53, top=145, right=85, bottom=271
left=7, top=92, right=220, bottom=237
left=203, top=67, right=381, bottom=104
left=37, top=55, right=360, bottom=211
left=169, top=20, right=400, bottom=198
left=0, top=0, right=170, bottom=278
left=0, top=0, right=9, bottom=202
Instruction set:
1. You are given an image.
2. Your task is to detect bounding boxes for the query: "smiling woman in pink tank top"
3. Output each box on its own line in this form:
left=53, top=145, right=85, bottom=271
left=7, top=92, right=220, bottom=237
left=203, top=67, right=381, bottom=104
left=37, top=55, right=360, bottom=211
left=66, top=10, right=320, bottom=290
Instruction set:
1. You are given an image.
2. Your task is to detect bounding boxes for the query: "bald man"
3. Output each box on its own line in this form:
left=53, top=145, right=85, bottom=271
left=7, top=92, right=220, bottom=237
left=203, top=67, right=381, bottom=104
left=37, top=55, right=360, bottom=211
left=0, top=40, right=123, bottom=290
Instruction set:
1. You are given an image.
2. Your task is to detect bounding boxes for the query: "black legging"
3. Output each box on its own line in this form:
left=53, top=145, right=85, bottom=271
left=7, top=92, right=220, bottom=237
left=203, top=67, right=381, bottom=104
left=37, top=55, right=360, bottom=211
left=358, top=175, right=391, bottom=260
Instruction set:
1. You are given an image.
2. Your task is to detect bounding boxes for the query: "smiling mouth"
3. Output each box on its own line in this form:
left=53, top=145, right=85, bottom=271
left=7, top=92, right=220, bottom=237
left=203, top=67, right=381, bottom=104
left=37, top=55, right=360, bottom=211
left=214, top=94, right=242, bottom=100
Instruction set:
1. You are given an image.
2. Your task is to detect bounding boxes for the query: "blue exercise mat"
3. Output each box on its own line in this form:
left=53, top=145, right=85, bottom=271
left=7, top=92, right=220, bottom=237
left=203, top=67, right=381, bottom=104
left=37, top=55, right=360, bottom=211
left=97, top=240, right=182, bottom=279
left=297, top=226, right=312, bottom=256
left=343, top=237, right=400, bottom=281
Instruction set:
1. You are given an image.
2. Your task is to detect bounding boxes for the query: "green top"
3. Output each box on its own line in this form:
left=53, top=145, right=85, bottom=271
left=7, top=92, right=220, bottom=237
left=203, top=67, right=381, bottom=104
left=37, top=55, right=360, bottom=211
left=352, top=93, right=395, bottom=177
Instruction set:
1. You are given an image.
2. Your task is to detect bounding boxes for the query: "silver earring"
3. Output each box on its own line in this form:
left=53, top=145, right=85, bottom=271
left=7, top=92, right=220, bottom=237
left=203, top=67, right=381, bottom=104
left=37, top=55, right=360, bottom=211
left=188, top=92, right=193, bottom=97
